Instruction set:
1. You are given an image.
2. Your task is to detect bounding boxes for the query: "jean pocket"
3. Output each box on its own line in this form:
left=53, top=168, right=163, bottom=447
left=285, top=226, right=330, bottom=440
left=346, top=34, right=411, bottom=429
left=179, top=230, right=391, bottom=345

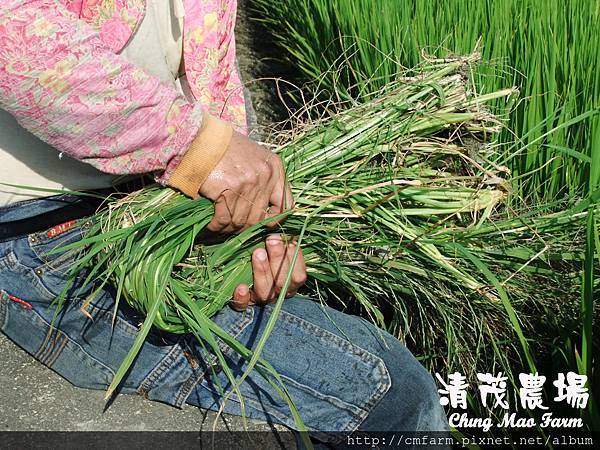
left=28, top=219, right=91, bottom=275
left=10, top=219, right=95, bottom=301
left=191, top=305, right=255, bottom=360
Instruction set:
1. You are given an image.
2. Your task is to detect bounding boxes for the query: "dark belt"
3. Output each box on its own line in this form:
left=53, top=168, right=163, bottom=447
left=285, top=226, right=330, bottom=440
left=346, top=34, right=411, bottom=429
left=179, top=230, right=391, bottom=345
left=0, top=195, right=107, bottom=241
left=0, top=179, right=150, bottom=241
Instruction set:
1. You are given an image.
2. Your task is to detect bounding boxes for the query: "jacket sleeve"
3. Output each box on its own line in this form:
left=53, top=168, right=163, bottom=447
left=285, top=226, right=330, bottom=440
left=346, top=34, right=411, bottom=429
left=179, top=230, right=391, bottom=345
left=0, top=0, right=214, bottom=186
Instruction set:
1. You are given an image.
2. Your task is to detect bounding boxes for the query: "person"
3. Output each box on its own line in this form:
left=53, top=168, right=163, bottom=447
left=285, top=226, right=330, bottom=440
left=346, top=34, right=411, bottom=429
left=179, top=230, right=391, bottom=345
left=0, top=1, right=448, bottom=448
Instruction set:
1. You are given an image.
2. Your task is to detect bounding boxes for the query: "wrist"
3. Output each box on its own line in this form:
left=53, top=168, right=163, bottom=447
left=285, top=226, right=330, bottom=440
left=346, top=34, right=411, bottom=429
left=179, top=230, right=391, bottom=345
left=167, top=114, right=233, bottom=198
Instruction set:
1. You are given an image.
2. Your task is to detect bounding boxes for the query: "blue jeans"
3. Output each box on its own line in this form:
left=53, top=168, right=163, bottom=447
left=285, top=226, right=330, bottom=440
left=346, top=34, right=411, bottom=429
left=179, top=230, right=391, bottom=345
left=0, top=195, right=448, bottom=448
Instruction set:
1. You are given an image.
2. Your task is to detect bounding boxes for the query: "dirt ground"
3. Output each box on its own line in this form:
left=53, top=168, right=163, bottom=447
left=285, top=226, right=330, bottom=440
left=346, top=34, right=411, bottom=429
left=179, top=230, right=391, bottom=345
left=235, top=0, right=298, bottom=129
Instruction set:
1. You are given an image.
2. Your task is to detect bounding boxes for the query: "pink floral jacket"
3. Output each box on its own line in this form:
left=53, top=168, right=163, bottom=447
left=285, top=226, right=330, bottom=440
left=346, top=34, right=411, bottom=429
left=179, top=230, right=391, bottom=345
left=0, top=0, right=247, bottom=183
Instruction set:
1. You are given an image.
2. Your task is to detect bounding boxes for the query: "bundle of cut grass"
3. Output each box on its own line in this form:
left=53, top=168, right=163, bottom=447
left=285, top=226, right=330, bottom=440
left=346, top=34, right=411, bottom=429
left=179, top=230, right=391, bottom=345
left=57, top=57, right=518, bottom=430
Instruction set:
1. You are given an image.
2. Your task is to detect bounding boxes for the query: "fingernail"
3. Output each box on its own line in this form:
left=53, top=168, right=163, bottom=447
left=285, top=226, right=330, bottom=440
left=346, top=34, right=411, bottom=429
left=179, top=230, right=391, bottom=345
left=238, top=285, right=248, bottom=296
left=267, top=234, right=282, bottom=246
left=256, top=249, right=268, bottom=261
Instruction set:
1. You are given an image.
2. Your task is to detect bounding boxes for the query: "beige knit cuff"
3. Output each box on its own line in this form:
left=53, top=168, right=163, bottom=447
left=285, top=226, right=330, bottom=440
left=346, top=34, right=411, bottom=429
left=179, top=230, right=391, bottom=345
left=167, top=114, right=233, bottom=198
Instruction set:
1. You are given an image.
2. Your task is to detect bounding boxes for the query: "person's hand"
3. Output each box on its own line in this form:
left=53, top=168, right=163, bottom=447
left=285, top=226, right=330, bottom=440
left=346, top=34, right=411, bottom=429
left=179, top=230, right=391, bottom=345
left=231, top=234, right=307, bottom=311
left=199, top=131, right=294, bottom=234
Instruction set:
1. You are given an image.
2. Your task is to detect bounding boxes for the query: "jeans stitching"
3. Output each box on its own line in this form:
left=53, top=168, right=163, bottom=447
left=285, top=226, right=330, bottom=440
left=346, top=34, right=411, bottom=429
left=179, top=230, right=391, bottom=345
left=198, top=381, right=336, bottom=442
left=267, top=307, right=392, bottom=436
left=4, top=297, right=115, bottom=380
left=0, top=243, right=14, bottom=270
left=137, top=337, right=185, bottom=401
left=198, top=304, right=392, bottom=436
left=37, top=247, right=84, bottom=275
left=192, top=307, right=255, bottom=375
left=221, top=390, right=301, bottom=430
left=142, top=308, right=257, bottom=408
left=174, top=361, right=206, bottom=407
left=274, top=375, right=366, bottom=416
left=281, top=310, right=391, bottom=441
left=29, top=225, right=86, bottom=275
left=216, top=307, right=255, bottom=359
left=6, top=229, right=156, bottom=338
left=208, top=391, right=352, bottom=445
left=342, top=360, right=391, bottom=439
left=0, top=289, right=8, bottom=330
left=6, top=248, right=88, bottom=303
left=276, top=308, right=388, bottom=366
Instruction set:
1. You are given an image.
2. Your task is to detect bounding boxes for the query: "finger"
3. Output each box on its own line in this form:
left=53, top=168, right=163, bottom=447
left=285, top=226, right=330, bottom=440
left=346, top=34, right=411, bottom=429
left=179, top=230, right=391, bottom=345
left=266, top=234, right=290, bottom=292
left=229, top=188, right=255, bottom=232
left=286, top=241, right=307, bottom=295
left=266, top=180, right=294, bottom=227
left=251, top=248, right=275, bottom=302
left=284, top=180, right=294, bottom=210
left=266, top=159, right=294, bottom=227
left=231, top=284, right=251, bottom=311
left=206, top=192, right=235, bottom=233
left=246, top=189, right=270, bottom=228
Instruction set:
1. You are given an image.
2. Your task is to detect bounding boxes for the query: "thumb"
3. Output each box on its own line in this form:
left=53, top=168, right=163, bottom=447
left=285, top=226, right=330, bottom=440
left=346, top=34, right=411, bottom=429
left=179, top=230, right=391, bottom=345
left=231, top=284, right=251, bottom=311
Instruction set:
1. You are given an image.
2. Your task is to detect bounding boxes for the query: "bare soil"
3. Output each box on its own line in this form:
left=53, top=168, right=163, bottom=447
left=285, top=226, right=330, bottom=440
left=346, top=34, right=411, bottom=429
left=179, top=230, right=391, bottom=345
left=235, top=0, right=298, bottom=128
